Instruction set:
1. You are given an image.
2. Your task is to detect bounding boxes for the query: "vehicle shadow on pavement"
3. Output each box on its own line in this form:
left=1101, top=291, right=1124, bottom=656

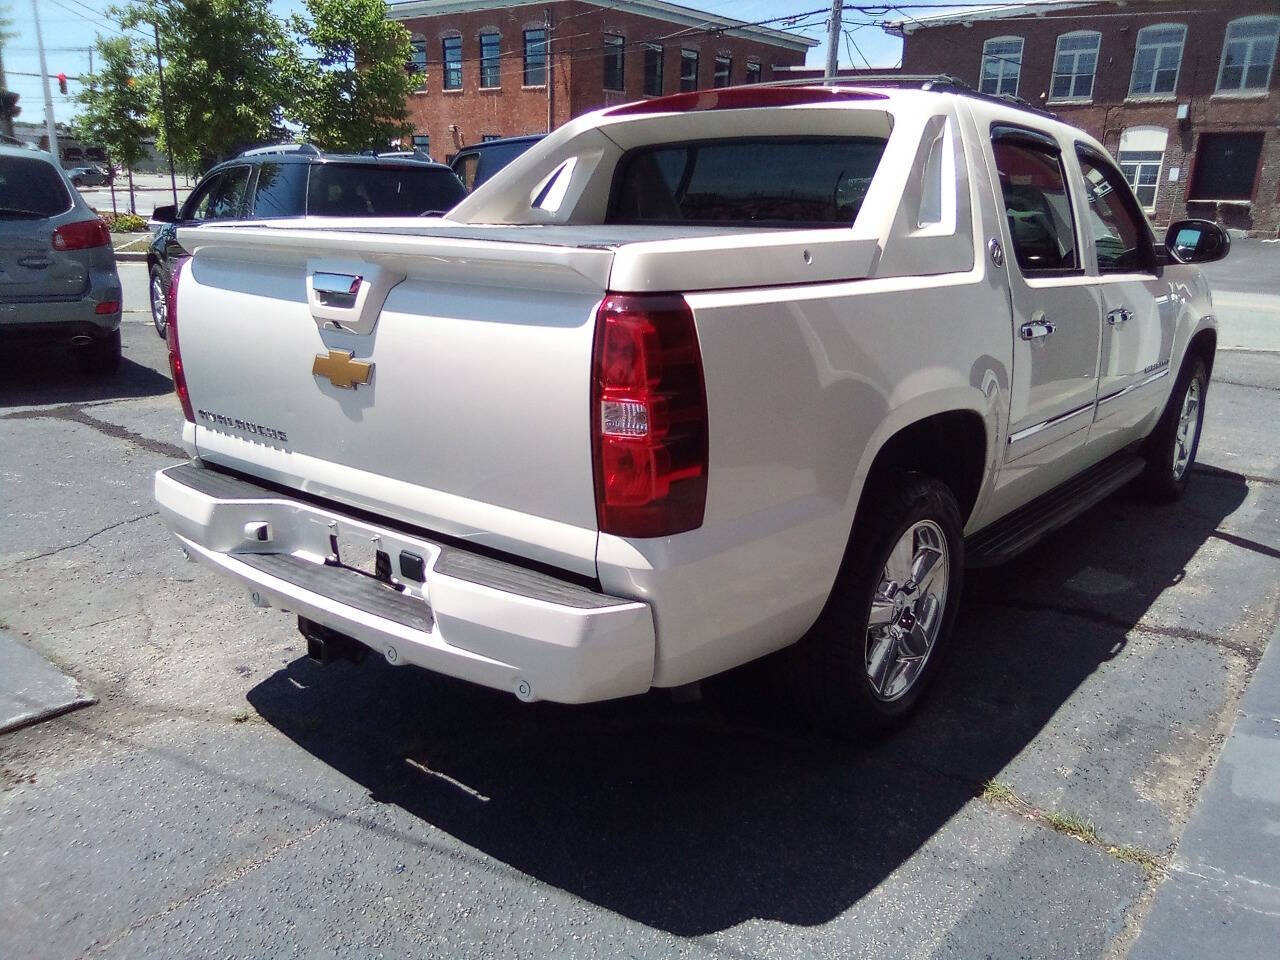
left=246, top=470, right=1248, bottom=936
left=0, top=350, right=172, bottom=408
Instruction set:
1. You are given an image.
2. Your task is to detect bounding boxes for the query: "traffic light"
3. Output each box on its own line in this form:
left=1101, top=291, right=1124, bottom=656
left=0, top=90, right=19, bottom=122
left=57, top=73, right=67, bottom=95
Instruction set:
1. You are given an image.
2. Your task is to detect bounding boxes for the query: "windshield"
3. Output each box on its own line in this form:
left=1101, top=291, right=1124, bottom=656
left=0, top=155, right=73, bottom=218
left=307, top=164, right=467, bottom=216
left=608, top=136, right=889, bottom=228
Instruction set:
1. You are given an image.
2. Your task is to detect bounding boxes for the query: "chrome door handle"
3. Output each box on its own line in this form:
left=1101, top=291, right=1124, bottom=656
left=1020, top=318, right=1056, bottom=340
left=1107, top=308, right=1132, bottom=326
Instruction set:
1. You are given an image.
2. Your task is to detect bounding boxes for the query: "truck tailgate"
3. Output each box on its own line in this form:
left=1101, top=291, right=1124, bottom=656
left=176, top=224, right=615, bottom=577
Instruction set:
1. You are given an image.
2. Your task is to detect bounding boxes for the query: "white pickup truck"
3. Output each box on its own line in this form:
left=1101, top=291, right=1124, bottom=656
left=154, top=84, right=1229, bottom=734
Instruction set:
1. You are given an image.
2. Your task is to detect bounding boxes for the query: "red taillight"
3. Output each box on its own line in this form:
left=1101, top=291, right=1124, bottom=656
left=592, top=293, right=707, bottom=538
left=52, top=218, right=110, bottom=251
left=166, top=257, right=195, bottom=424
left=94, top=300, right=120, bottom=314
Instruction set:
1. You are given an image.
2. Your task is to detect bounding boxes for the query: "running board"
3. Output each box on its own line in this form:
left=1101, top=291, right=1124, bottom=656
left=966, top=452, right=1146, bottom=568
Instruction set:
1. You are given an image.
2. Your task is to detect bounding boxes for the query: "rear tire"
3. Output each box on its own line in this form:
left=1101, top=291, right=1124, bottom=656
left=149, top=265, right=168, bottom=339
left=75, top=328, right=122, bottom=377
left=793, top=471, right=965, bottom=739
left=1138, top=355, right=1207, bottom=502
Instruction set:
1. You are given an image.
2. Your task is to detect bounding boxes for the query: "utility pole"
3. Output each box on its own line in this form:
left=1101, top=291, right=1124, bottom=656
left=824, top=0, right=843, bottom=82
left=152, top=21, right=179, bottom=207
left=31, top=0, right=59, bottom=160
left=544, top=8, right=553, bottom=135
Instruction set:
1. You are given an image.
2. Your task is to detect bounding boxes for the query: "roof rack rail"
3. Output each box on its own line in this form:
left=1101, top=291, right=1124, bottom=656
left=373, top=148, right=435, bottom=162
left=238, top=142, right=322, bottom=158
left=761, top=73, right=1057, bottom=120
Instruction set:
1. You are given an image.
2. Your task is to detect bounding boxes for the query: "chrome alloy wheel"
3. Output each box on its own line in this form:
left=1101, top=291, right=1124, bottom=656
left=150, top=271, right=168, bottom=337
left=865, top=519, right=949, bottom=702
left=1172, top=376, right=1202, bottom=481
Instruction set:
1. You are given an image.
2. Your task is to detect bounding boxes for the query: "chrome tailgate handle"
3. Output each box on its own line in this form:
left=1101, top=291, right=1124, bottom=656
left=1020, top=318, right=1056, bottom=340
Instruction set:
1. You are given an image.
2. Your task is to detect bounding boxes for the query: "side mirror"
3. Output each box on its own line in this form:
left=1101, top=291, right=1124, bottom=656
left=150, top=204, right=177, bottom=224
left=1165, top=219, right=1231, bottom=264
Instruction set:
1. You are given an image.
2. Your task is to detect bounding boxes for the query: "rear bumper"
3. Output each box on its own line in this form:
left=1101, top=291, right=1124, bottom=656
left=154, top=463, right=655, bottom=703
left=0, top=282, right=122, bottom=342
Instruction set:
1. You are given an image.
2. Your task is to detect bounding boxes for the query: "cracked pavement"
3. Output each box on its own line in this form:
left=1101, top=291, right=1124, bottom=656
left=2, top=275, right=1278, bottom=958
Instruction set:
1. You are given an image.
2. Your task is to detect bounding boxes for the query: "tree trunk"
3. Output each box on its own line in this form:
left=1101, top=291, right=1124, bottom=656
left=127, top=167, right=136, bottom=215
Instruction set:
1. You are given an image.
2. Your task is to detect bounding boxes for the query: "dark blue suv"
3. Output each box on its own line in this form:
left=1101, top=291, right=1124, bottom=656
left=146, top=145, right=467, bottom=337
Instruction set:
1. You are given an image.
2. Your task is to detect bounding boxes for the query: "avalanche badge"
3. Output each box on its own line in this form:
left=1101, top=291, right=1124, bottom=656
left=312, top=349, right=373, bottom=390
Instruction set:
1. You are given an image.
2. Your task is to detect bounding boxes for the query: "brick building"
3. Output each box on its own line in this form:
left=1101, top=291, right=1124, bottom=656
left=889, top=0, right=1280, bottom=237
left=386, top=0, right=815, bottom=161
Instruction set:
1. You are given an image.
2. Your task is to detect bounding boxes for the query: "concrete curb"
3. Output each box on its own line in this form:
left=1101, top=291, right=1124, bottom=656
left=116, top=252, right=148, bottom=263
left=1129, top=618, right=1280, bottom=959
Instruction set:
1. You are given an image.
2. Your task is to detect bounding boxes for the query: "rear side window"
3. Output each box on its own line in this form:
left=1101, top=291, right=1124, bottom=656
left=0, top=156, right=72, bottom=218
left=250, top=162, right=307, bottom=218
left=307, top=165, right=467, bottom=216
left=991, top=136, right=1079, bottom=273
left=608, top=137, right=888, bottom=227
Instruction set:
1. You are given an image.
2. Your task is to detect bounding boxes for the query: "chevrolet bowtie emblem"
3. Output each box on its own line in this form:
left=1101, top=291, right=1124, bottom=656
left=312, top=349, right=373, bottom=389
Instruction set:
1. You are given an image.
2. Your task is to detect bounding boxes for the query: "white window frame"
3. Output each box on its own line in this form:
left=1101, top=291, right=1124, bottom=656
left=979, top=36, right=1023, bottom=97
left=1128, top=23, right=1186, bottom=97
left=1049, top=31, right=1101, bottom=102
left=1216, top=15, right=1280, bottom=93
left=410, top=34, right=428, bottom=92
left=1117, top=126, right=1168, bottom=214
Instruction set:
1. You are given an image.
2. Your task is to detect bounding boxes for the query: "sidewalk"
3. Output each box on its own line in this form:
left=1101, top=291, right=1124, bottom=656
left=1130, top=621, right=1280, bottom=958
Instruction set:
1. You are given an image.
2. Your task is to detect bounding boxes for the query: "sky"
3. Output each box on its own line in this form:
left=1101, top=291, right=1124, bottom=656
left=1, top=0, right=951, bottom=128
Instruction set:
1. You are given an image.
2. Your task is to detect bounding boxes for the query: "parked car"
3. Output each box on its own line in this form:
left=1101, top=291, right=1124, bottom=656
left=0, top=145, right=122, bottom=374
left=145, top=144, right=467, bottom=337
left=153, top=84, right=1227, bottom=737
left=67, top=165, right=112, bottom=187
left=448, top=134, right=544, bottom=191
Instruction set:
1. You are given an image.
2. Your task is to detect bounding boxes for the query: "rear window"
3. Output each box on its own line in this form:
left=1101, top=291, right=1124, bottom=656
left=306, top=165, right=467, bottom=217
left=608, top=136, right=888, bottom=227
left=0, top=155, right=73, bottom=218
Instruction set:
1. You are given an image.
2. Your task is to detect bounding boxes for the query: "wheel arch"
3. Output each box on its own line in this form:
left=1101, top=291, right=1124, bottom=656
left=1187, top=325, right=1217, bottom=380
left=855, top=408, right=991, bottom=533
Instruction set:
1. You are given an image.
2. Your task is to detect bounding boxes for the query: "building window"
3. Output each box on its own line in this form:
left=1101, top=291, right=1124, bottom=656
left=979, top=36, right=1023, bottom=97
left=680, top=49, right=699, bottom=92
left=1189, top=132, right=1264, bottom=201
left=603, top=34, right=625, bottom=91
left=480, top=32, right=501, bottom=88
left=442, top=36, right=462, bottom=90
left=643, top=44, right=663, bottom=96
left=524, top=28, right=547, bottom=86
left=1117, top=126, right=1168, bottom=211
left=1129, top=24, right=1185, bottom=97
left=714, top=55, right=731, bottom=88
left=745, top=61, right=761, bottom=85
left=1050, top=31, right=1100, bottom=101
left=1216, top=16, right=1279, bottom=93
left=409, top=35, right=427, bottom=91
left=412, top=134, right=430, bottom=157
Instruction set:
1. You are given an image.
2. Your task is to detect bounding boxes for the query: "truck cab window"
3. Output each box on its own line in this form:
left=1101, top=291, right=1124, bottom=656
left=1076, top=149, right=1154, bottom=274
left=991, top=137, right=1079, bottom=273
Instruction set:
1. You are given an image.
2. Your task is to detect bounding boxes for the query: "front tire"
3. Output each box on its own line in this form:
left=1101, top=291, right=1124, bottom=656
left=149, top=265, right=168, bottom=339
left=1138, top=355, right=1207, bottom=502
left=795, top=472, right=965, bottom=738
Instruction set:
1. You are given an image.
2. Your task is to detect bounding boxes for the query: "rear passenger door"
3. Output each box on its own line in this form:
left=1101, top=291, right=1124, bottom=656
left=988, top=126, right=1102, bottom=479
left=1073, top=147, right=1175, bottom=448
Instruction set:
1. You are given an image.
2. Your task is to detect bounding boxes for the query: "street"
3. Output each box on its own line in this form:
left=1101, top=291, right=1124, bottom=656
left=1, top=249, right=1278, bottom=958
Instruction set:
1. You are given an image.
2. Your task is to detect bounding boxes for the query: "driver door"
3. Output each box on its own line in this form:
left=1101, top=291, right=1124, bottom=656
left=1074, top=147, right=1176, bottom=449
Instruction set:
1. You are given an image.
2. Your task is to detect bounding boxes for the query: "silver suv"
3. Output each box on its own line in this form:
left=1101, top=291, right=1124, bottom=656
left=0, top=145, right=123, bottom=374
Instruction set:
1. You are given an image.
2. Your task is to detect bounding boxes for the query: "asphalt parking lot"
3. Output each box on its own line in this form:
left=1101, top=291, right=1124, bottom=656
left=1, top=250, right=1278, bottom=958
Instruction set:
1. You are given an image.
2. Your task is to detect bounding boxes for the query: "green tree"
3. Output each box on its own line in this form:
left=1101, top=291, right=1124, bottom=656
left=74, top=36, right=153, bottom=212
left=288, top=0, right=414, bottom=152
left=120, top=0, right=298, bottom=169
